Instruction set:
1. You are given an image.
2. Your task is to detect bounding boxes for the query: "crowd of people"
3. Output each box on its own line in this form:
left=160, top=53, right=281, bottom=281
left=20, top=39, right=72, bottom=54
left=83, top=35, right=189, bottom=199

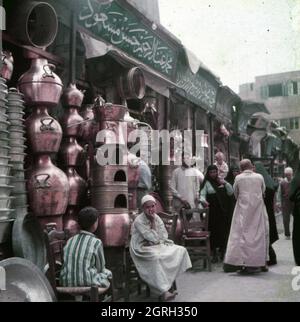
left=58, top=151, right=300, bottom=302
left=170, top=152, right=300, bottom=273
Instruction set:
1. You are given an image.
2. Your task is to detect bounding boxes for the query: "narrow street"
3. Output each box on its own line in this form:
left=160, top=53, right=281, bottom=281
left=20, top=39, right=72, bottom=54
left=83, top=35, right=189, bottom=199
left=132, top=216, right=300, bottom=302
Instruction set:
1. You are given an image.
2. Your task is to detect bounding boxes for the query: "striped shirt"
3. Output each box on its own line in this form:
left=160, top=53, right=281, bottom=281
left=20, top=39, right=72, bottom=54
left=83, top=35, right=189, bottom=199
left=60, top=231, right=112, bottom=287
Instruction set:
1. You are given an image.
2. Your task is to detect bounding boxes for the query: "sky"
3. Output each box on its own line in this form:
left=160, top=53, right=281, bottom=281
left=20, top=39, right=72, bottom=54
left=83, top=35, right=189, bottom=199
left=158, top=0, right=300, bottom=93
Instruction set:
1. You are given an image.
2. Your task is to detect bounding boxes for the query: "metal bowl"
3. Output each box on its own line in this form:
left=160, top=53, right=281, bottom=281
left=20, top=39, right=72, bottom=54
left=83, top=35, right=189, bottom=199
left=0, top=185, right=13, bottom=197
left=0, top=130, right=9, bottom=140
left=9, top=129, right=25, bottom=139
left=9, top=125, right=25, bottom=132
left=0, top=175, right=12, bottom=185
left=12, top=212, right=48, bottom=273
left=0, top=120, right=10, bottom=131
left=7, top=90, right=24, bottom=99
left=9, top=137, right=26, bottom=146
left=9, top=152, right=26, bottom=163
left=0, top=208, right=14, bottom=220
left=10, top=145, right=26, bottom=154
left=6, top=105, right=24, bottom=113
left=0, top=105, right=7, bottom=115
left=0, top=156, right=11, bottom=166
left=0, top=145, right=10, bottom=156
left=0, top=257, right=55, bottom=302
left=7, top=111, right=25, bottom=119
left=7, top=118, right=25, bottom=126
left=0, top=164, right=12, bottom=176
left=0, top=111, right=8, bottom=122
left=0, top=196, right=15, bottom=209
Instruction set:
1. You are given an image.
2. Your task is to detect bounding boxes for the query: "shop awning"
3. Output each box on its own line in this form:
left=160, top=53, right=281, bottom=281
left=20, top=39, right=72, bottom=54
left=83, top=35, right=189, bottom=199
left=80, top=32, right=177, bottom=98
left=238, top=100, right=270, bottom=133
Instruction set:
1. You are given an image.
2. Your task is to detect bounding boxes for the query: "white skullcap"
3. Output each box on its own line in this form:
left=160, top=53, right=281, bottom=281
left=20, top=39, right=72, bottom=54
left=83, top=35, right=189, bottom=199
left=141, top=195, right=156, bottom=206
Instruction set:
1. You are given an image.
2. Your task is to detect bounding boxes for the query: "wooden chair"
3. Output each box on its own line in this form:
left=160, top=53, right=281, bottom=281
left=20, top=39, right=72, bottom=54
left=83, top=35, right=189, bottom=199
left=181, top=208, right=212, bottom=271
left=43, top=225, right=114, bottom=302
left=124, top=211, right=178, bottom=302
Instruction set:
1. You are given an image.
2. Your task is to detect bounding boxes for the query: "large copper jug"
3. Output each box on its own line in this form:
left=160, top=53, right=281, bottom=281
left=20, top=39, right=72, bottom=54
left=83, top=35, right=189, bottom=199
left=97, top=213, right=130, bottom=247
left=80, top=104, right=97, bottom=143
left=18, top=57, right=63, bottom=107
left=66, top=167, right=87, bottom=207
left=25, top=106, right=62, bottom=154
left=27, top=155, right=69, bottom=216
left=59, top=137, right=85, bottom=167
left=61, top=107, right=83, bottom=138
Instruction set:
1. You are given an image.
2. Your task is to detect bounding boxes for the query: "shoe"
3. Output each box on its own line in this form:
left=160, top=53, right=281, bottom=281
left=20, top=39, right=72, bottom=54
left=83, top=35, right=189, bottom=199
left=267, top=259, right=277, bottom=266
left=239, top=267, right=261, bottom=274
left=223, top=263, right=242, bottom=273
left=285, top=236, right=291, bottom=240
left=261, top=266, right=269, bottom=272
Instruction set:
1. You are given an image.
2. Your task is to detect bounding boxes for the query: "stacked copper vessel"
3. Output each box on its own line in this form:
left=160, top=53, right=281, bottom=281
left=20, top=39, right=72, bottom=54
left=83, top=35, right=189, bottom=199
left=91, top=101, right=130, bottom=247
left=0, top=61, right=15, bottom=244
left=19, top=52, right=69, bottom=230
left=59, top=84, right=87, bottom=235
left=6, top=88, right=28, bottom=216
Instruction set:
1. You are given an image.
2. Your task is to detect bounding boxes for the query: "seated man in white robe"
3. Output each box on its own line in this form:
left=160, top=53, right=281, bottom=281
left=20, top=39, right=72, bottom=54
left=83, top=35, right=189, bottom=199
left=130, top=195, right=192, bottom=301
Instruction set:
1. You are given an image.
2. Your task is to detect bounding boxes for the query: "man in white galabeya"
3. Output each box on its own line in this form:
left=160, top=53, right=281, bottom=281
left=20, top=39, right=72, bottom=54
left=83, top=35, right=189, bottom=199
left=223, top=159, right=269, bottom=274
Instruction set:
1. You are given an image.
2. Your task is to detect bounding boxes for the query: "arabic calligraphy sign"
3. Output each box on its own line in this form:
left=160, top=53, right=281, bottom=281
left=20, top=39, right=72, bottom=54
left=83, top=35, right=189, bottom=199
left=77, top=0, right=177, bottom=78
left=176, top=62, right=217, bottom=110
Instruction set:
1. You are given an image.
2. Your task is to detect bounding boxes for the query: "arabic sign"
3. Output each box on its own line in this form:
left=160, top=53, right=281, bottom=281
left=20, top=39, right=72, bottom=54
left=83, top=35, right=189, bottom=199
left=77, top=0, right=177, bottom=78
left=176, top=62, right=217, bottom=110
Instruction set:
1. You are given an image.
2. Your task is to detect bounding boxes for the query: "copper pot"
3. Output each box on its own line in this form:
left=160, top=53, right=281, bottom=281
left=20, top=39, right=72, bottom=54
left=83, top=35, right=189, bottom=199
left=80, top=104, right=97, bottom=142
left=59, top=137, right=84, bottom=167
left=1, top=51, right=14, bottom=81
left=27, top=155, right=69, bottom=216
left=97, top=213, right=130, bottom=247
left=61, top=106, right=83, bottom=137
left=94, top=103, right=127, bottom=122
left=62, top=84, right=84, bottom=108
left=25, top=106, right=62, bottom=154
left=66, top=167, right=87, bottom=206
left=18, top=58, right=63, bottom=107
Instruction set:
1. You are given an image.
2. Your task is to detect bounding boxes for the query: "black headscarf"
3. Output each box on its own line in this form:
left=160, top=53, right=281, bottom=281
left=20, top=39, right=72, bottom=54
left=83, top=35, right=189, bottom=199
left=225, top=165, right=240, bottom=186
left=201, top=164, right=219, bottom=190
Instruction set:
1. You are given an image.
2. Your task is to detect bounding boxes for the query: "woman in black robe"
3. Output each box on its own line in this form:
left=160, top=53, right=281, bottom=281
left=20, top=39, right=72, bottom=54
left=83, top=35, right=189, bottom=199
left=200, top=165, right=234, bottom=262
left=289, top=164, right=300, bottom=266
left=254, top=162, right=279, bottom=266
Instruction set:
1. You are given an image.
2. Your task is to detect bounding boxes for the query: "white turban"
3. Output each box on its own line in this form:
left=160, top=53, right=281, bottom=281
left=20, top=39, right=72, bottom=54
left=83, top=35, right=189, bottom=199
left=141, top=195, right=156, bottom=207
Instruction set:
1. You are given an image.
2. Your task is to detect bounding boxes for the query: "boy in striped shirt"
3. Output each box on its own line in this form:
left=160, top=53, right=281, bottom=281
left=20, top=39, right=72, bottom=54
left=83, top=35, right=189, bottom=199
left=60, top=207, right=112, bottom=288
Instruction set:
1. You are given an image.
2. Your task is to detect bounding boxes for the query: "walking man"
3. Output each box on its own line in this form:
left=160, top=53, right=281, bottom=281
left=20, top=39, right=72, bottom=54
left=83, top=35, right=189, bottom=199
left=279, top=167, right=294, bottom=239
left=223, top=159, right=269, bottom=273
